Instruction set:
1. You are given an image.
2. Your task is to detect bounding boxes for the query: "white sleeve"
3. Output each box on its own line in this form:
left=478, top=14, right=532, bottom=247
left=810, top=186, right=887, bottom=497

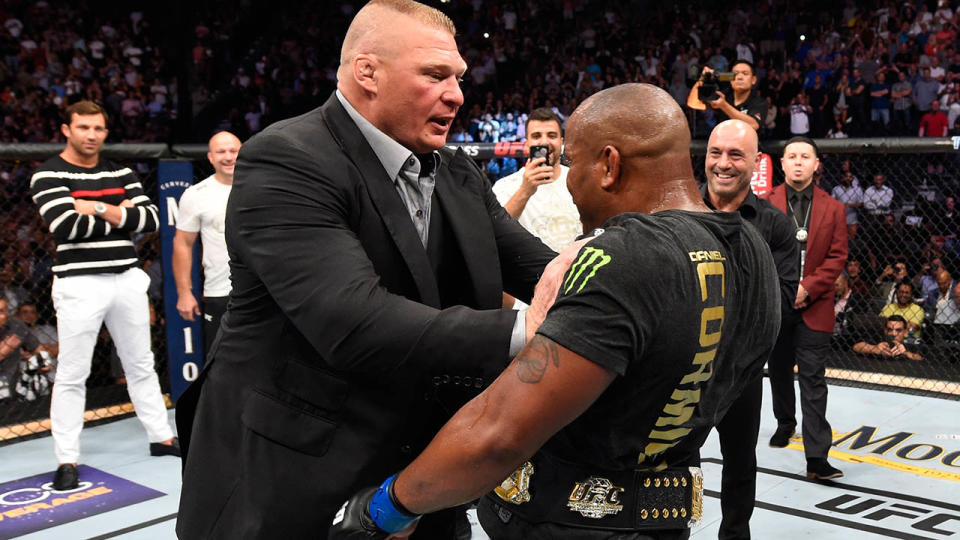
left=176, top=186, right=201, bottom=232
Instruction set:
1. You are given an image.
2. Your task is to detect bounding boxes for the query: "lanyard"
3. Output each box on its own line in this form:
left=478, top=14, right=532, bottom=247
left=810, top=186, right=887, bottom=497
left=786, top=196, right=811, bottom=275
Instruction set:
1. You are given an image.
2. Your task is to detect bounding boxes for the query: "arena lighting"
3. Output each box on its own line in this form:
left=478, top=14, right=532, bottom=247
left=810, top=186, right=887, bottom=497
left=800, top=34, right=806, bottom=41
left=483, top=32, right=490, bottom=38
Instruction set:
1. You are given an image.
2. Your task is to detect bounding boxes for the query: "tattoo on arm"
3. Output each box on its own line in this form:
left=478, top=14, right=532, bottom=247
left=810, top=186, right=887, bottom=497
left=515, top=335, right=561, bottom=383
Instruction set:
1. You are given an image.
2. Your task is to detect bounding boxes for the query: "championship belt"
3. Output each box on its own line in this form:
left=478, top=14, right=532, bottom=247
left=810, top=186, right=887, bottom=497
left=490, top=453, right=703, bottom=531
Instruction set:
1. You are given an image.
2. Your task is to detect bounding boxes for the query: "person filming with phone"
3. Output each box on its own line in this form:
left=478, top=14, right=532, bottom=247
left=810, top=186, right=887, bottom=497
left=687, top=59, right=765, bottom=131
left=493, top=107, right=581, bottom=254
left=852, top=315, right=923, bottom=361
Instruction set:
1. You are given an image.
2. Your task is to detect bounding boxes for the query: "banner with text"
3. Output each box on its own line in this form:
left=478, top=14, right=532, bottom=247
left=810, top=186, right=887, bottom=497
left=157, top=160, right=203, bottom=402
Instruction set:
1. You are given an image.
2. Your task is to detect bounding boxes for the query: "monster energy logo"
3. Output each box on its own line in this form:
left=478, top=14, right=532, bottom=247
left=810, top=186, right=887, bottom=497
left=563, top=247, right=612, bottom=294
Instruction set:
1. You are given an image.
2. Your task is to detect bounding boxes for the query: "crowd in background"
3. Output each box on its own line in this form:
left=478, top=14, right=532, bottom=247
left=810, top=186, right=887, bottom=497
left=3, top=0, right=960, bottom=404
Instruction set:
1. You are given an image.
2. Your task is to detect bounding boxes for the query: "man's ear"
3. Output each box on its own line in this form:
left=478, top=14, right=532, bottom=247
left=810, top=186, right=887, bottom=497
left=599, top=145, right=620, bottom=191
left=60, top=123, right=70, bottom=139
left=353, top=54, right=378, bottom=95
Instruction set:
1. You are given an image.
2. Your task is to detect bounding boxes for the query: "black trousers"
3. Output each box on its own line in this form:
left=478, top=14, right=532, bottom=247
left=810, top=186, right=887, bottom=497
left=477, top=498, right=690, bottom=540
left=716, top=375, right=762, bottom=540
left=202, top=296, right=228, bottom=354
left=768, top=311, right=833, bottom=459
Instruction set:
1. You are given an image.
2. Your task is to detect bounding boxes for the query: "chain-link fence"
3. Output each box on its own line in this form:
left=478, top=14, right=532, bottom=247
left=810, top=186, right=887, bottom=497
left=690, top=138, right=960, bottom=399
left=0, top=145, right=213, bottom=443
left=1, top=139, right=957, bottom=443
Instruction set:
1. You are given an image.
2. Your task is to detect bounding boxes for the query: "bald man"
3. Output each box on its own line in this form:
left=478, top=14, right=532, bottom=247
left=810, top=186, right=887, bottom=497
left=172, top=131, right=241, bottom=352
left=703, top=120, right=797, bottom=540
left=331, top=84, right=781, bottom=539
left=175, top=1, right=554, bottom=537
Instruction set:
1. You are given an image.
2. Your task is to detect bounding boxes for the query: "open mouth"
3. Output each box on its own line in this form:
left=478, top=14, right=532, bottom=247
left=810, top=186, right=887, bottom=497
left=429, top=117, right=453, bottom=129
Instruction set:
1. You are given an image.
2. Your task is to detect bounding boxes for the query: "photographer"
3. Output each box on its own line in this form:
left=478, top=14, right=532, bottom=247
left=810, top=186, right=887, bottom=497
left=687, top=59, right=765, bottom=131
left=853, top=315, right=923, bottom=361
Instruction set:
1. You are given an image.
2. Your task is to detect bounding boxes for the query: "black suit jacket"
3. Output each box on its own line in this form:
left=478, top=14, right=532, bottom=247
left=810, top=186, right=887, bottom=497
left=176, top=94, right=554, bottom=538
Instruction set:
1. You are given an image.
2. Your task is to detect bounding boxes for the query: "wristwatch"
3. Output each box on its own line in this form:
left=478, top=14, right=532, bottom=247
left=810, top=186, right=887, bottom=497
left=94, top=202, right=107, bottom=216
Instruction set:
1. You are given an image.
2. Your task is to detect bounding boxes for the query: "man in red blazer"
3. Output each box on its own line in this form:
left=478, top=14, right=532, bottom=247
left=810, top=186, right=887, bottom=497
left=765, top=136, right=848, bottom=480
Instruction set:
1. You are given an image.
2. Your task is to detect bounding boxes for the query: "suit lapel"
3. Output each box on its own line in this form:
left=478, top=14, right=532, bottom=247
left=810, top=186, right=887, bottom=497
left=769, top=185, right=787, bottom=213
left=320, top=94, right=441, bottom=307
left=806, top=186, right=827, bottom=253
left=435, top=149, right=499, bottom=305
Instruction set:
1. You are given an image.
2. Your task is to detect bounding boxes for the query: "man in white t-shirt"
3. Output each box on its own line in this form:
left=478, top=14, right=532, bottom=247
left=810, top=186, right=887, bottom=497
left=492, top=107, right=580, bottom=254
left=173, top=131, right=241, bottom=351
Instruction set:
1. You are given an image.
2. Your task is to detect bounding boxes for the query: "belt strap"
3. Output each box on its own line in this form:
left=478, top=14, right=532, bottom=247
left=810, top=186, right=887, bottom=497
left=491, top=453, right=703, bottom=531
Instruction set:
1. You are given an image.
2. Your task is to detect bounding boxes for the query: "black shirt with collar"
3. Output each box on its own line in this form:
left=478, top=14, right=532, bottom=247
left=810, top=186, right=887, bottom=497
left=785, top=182, right=814, bottom=234
left=702, top=184, right=799, bottom=316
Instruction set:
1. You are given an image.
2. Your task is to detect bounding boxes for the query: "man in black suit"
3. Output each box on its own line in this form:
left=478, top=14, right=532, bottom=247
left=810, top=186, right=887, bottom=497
left=175, top=1, right=555, bottom=537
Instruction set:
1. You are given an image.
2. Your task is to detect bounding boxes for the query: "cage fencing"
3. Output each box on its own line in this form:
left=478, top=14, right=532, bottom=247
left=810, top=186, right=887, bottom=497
left=0, top=138, right=957, bottom=443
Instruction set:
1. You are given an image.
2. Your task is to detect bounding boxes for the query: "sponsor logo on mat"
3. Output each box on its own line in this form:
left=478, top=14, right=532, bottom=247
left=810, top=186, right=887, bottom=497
left=0, top=465, right=164, bottom=538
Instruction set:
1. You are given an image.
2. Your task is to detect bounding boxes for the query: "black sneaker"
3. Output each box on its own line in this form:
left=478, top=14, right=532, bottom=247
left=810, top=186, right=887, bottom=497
left=769, top=425, right=795, bottom=448
left=807, top=458, right=844, bottom=480
left=150, top=437, right=181, bottom=457
left=53, top=464, right=79, bottom=491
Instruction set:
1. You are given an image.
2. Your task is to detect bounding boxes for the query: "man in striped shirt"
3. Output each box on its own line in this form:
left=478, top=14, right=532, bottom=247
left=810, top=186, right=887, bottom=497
left=30, top=101, right=179, bottom=491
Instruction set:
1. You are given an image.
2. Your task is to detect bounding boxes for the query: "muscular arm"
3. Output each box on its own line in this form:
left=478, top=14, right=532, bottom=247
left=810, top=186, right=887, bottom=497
left=392, top=335, right=616, bottom=514
left=172, top=230, right=201, bottom=320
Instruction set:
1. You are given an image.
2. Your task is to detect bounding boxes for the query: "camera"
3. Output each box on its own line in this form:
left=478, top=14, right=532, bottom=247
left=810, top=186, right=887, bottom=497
left=698, top=71, right=736, bottom=102
left=529, top=145, right=550, bottom=165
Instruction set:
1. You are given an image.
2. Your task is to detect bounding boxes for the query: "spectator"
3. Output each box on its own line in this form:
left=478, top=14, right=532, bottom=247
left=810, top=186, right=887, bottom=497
left=863, top=172, right=895, bottom=229
left=789, top=92, right=812, bottom=135
left=870, top=71, right=892, bottom=130
left=919, top=99, right=949, bottom=136
left=848, top=67, right=869, bottom=134
left=925, top=268, right=960, bottom=343
left=891, top=70, right=913, bottom=134
left=913, top=257, right=944, bottom=300
left=0, top=260, right=29, bottom=312
left=853, top=314, right=923, bottom=361
left=492, top=108, right=580, bottom=254
left=0, top=296, right=40, bottom=401
left=15, top=301, right=57, bottom=359
left=832, top=171, right=864, bottom=240
left=880, top=281, right=925, bottom=336
left=914, top=67, right=941, bottom=117
left=876, top=260, right=911, bottom=305
left=826, top=119, right=849, bottom=138
left=834, top=273, right=867, bottom=337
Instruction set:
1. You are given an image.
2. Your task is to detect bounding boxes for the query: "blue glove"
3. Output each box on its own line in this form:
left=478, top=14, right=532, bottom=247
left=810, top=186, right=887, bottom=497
left=329, top=475, right=420, bottom=539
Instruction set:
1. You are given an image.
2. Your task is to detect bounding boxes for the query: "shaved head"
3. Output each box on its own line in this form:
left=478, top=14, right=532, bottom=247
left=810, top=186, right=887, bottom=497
left=571, top=83, right=691, bottom=163
left=207, top=130, right=242, bottom=183
left=339, top=0, right=456, bottom=71
left=337, top=0, right=465, bottom=152
left=564, top=83, right=704, bottom=231
left=705, top=120, right=759, bottom=210
left=208, top=131, right=241, bottom=152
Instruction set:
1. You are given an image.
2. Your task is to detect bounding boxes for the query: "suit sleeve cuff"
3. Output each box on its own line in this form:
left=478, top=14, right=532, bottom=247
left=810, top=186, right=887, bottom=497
left=509, top=308, right=527, bottom=358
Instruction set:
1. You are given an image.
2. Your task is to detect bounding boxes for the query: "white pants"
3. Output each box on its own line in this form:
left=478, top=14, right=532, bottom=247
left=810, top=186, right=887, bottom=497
left=50, top=268, right=173, bottom=464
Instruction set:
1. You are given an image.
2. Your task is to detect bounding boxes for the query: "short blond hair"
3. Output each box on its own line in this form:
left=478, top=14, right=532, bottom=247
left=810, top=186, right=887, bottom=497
left=339, top=0, right=456, bottom=67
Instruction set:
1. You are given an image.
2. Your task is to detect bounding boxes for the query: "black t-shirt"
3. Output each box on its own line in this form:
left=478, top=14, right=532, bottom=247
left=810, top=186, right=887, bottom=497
left=536, top=210, right=781, bottom=472
left=716, top=87, right=766, bottom=127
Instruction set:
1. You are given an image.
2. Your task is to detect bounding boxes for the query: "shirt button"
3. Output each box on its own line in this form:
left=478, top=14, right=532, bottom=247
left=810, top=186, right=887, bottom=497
left=408, top=157, right=416, bottom=166
left=415, top=209, right=423, bottom=218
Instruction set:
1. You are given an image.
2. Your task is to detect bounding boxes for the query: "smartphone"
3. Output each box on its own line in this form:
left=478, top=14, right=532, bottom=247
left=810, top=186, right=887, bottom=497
left=529, top=145, right=550, bottom=165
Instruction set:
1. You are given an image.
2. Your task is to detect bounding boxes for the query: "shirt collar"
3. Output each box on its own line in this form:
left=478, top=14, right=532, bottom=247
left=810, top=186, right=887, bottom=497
left=699, top=183, right=759, bottom=219
left=336, top=90, right=438, bottom=181
left=787, top=182, right=813, bottom=202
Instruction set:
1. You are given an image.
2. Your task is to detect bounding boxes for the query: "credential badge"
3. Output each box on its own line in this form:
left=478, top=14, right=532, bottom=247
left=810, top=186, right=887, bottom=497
left=567, top=476, right=625, bottom=519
